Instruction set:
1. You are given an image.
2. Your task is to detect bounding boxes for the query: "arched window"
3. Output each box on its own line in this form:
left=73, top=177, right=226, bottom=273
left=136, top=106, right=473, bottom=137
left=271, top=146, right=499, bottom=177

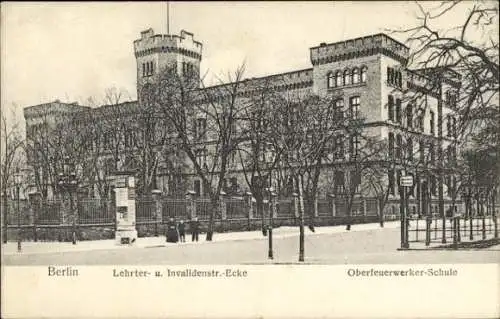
left=335, top=71, right=342, bottom=87
left=361, top=66, right=367, bottom=83
left=352, top=68, right=360, bottom=84
left=327, top=72, right=335, bottom=88
left=343, top=69, right=352, bottom=85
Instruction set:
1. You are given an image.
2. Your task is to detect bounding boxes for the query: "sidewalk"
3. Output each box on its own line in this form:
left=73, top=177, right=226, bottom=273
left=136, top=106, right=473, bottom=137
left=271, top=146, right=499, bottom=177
left=1, top=221, right=400, bottom=256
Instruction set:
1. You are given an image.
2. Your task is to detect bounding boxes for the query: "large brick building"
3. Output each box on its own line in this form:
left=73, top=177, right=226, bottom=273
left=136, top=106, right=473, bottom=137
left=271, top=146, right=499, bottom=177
left=24, top=28, right=461, bottom=216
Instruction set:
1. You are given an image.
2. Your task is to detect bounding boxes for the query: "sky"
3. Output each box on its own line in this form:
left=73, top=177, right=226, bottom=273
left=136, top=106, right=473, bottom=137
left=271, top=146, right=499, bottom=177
left=1, top=1, right=473, bottom=125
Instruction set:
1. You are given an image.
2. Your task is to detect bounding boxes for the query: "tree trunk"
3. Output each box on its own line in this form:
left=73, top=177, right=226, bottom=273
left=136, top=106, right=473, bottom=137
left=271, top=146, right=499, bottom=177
left=346, top=197, right=352, bottom=231
left=2, top=190, right=7, bottom=243
left=378, top=197, right=385, bottom=228
left=206, top=197, right=218, bottom=241
left=255, top=194, right=266, bottom=236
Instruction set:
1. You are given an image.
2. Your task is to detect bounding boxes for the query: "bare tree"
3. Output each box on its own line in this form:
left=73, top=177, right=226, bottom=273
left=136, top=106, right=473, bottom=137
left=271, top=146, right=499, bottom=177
left=145, top=65, right=247, bottom=241
left=1, top=105, right=24, bottom=242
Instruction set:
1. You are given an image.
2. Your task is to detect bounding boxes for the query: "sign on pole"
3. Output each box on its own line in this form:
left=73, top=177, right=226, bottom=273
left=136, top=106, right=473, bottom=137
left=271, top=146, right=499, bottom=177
left=400, top=175, right=414, bottom=187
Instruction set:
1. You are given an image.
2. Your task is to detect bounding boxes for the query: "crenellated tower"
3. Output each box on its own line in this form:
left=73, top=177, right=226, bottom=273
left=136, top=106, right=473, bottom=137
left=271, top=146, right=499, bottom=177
left=133, top=28, right=203, bottom=97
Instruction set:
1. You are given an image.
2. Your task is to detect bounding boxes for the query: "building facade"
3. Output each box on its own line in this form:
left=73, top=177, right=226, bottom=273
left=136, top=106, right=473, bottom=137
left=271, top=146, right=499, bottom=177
left=24, top=28, right=461, bottom=216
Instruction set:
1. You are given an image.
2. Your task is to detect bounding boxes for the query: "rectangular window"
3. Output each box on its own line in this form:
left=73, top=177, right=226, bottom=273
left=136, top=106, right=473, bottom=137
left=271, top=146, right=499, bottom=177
left=194, top=180, right=201, bottom=197
left=335, top=99, right=344, bottom=121
left=334, top=171, right=345, bottom=194
left=430, top=175, right=437, bottom=196
left=388, top=132, right=394, bottom=158
left=407, top=137, right=413, bottom=161
left=195, top=118, right=207, bottom=139
left=430, top=111, right=435, bottom=135
left=429, top=143, right=435, bottom=163
left=387, top=67, right=393, bottom=84
left=349, top=135, right=359, bottom=157
left=335, top=134, right=344, bottom=159
left=419, top=141, right=425, bottom=163
left=388, top=95, right=394, bottom=121
left=406, top=104, right=413, bottom=128
left=349, top=96, right=360, bottom=119
left=195, top=149, right=207, bottom=168
left=395, top=98, right=402, bottom=124
left=396, top=134, right=402, bottom=159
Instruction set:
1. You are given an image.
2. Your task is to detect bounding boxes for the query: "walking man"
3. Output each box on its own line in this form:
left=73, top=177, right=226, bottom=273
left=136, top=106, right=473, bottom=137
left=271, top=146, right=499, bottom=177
left=166, top=217, right=179, bottom=243
left=178, top=220, right=186, bottom=243
left=190, top=217, right=199, bottom=242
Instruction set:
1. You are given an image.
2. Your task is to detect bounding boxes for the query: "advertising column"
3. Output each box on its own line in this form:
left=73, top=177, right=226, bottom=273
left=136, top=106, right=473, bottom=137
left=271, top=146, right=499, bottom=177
left=115, top=175, right=138, bottom=245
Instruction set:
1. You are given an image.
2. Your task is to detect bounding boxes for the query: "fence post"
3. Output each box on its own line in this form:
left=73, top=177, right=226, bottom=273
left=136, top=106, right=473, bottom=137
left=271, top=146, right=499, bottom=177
left=452, top=215, right=458, bottom=250
left=329, top=194, right=336, bottom=218
left=245, top=192, right=253, bottom=230
left=362, top=199, right=367, bottom=223
left=425, top=215, right=431, bottom=246
left=481, top=199, right=486, bottom=240
left=151, top=190, right=162, bottom=237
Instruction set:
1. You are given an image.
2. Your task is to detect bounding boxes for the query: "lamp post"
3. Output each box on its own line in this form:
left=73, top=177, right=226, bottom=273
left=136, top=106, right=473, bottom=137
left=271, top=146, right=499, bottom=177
left=14, top=169, right=23, bottom=252
left=57, top=157, right=79, bottom=245
left=265, top=187, right=275, bottom=260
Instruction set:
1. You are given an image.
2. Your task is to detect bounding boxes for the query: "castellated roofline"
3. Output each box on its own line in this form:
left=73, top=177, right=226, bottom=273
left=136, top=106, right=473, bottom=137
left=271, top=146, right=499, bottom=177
left=310, top=33, right=409, bottom=65
left=134, top=28, right=202, bottom=59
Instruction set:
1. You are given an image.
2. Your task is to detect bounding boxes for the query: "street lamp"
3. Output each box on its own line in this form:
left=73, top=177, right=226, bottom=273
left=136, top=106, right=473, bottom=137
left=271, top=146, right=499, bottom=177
left=14, top=169, right=23, bottom=252
left=57, top=156, right=79, bottom=245
left=265, top=186, right=275, bottom=260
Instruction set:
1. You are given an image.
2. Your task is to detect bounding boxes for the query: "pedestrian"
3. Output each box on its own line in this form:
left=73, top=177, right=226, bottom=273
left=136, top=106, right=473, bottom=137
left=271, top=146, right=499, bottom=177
left=190, top=217, right=199, bottom=242
left=178, top=220, right=186, bottom=243
left=166, top=217, right=179, bottom=243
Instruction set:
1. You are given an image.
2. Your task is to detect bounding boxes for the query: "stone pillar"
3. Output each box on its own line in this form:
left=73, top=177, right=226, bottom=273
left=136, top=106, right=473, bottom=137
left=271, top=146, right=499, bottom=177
left=220, top=191, right=227, bottom=220
left=314, top=198, right=318, bottom=218
left=151, top=189, right=162, bottom=237
left=245, top=192, right=253, bottom=230
left=186, top=190, right=196, bottom=219
left=329, top=194, right=336, bottom=217
left=245, top=192, right=253, bottom=219
left=362, top=199, right=367, bottom=216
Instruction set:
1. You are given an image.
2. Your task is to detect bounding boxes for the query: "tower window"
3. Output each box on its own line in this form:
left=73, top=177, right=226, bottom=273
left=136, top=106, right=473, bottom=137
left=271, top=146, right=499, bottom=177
left=361, top=66, right=367, bottom=83
left=343, top=69, right=351, bottom=85
left=352, top=68, right=360, bottom=84
left=388, top=95, right=394, bottom=121
left=327, top=72, right=336, bottom=88
left=335, top=71, right=342, bottom=87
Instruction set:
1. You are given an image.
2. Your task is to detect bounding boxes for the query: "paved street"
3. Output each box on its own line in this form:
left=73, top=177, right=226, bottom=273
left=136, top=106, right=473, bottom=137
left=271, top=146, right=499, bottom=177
left=3, top=223, right=499, bottom=265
